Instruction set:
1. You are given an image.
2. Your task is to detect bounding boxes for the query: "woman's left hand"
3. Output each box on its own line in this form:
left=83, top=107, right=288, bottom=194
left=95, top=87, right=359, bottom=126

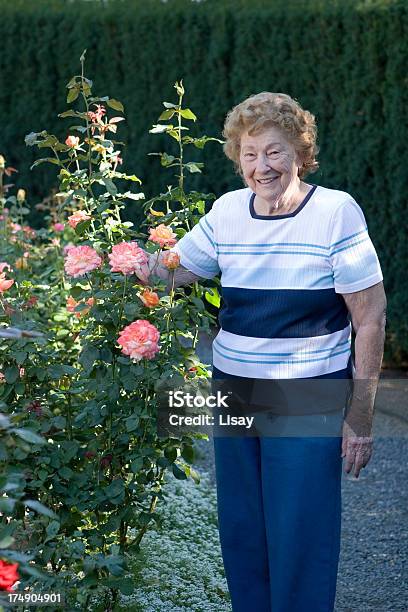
left=341, top=420, right=373, bottom=478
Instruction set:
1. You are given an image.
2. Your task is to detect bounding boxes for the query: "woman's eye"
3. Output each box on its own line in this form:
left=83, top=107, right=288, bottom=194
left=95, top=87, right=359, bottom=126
left=244, top=153, right=255, bottom=159
left=267, top=150, right=279, bottom=156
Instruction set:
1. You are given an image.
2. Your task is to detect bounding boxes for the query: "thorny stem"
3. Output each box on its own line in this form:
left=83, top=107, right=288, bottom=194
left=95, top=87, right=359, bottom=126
left=130, top=468, right=165, bottom=548
left=80, top=56, right=93, bottom=182
left=79, top=55, right=111, bottom=243
left=117, top=274, right=128, bottom=325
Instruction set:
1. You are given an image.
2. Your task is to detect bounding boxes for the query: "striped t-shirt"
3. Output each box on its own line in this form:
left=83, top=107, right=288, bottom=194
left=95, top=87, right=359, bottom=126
left=171, top=185, right=383, bottom=379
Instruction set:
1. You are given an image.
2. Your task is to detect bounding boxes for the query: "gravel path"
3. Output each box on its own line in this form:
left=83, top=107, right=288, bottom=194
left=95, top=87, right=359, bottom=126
left=192, top=333, right=408, bottom=611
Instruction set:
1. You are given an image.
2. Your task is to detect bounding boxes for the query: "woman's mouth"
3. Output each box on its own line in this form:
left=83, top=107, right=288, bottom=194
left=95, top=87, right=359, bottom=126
left=256, top=176, right=279, bottom=185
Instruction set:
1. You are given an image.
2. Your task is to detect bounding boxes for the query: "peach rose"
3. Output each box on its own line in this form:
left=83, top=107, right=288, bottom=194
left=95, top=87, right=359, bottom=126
left=68, top=210, right=91, bottom=229
left=117, top=319, right=160, bottom=361
left=162, top=251, right=180, bottom=270
left=148, top=224, right=177, bottom=248
left=67, top=296, right=95, bottom=318
left=65, top=135, right=80, bottom=148
left=139, top=289, right=160, bottom=308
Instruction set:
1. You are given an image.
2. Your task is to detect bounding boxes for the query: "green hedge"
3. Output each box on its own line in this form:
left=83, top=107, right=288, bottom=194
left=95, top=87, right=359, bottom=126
left=0, top=0, right=406, bottom=363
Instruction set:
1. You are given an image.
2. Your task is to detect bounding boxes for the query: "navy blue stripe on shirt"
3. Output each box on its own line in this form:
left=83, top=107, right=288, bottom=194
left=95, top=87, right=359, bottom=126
left=219, top=287, right=349, bottom=338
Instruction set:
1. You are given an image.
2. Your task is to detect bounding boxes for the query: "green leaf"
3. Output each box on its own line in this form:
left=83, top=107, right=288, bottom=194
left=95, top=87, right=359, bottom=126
left=13, top=351, right=27, bottom=365
left=45, top=520, right=60, bottom=541
left=156, top=456, right=170, bottom=468
left=160, top=153, right=176, bottom=167
left=25, top=499, right=57, bottom=519
left=164, top=447, right=177, bottom=463
left=204, top=287, right=221, bottom=308
left=75, top=219, right=91, bottom=235
left=14, top=382, right=25, bottom=395
left=4, top=366, right=19, bottom=384
left=30, top=157, right=61, bottom=169
left=101, top=177, right=117, bottom=196
left=0, top=498, right=16, bottom=513
left=159, top=109, right=176, bottom=121
left=181, top=444, right=195, bottom=464
left=107, top=98, right=124, bottom=112
left=172, top=463, right=188, bottom=480
left=59, top=467, right=74, bottom=480
left=183, top=135, right=224, bottom=149
left=184, top=162, right=203, bottom=174
left=67, top=87, right=80, bottom=103
left=105, top=479, right=125, bottom=501
left=47, top=364, right=76, bottom=379
left=179, top=108, right=197, bottom=121
left=99, top=347, right=112, bottom=363
left=117, top=577, right=134, bottom=596
left=130, top=457, right=143, bottom=473
left=125, top=415, right=140, bottom=432
left=0, top=535, right=14, bottom=549
left=11, top=429, right=46, bottom=445
left=58, top=110, right=85, bottom=119
left=79, top=346, right=100, bottom=370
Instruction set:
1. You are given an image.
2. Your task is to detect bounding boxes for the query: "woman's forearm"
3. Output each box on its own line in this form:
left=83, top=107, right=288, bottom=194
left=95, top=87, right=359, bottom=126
left=147, top=252, right=201, bottom=291
left=346, top=321, right=386, bottom=436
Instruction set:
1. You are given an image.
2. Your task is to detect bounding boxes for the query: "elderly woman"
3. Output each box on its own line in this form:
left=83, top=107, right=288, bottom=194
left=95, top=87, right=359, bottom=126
left=148, top=93, right=386, bottom=612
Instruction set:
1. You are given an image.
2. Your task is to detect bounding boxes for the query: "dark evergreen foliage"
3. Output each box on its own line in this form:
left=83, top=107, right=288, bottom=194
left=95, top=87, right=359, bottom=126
left=0, top=0, right=406, bottom=361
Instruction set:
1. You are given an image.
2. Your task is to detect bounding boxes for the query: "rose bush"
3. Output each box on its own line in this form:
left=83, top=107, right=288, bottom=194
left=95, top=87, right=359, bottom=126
left=1, top=53, right=222, bottom=609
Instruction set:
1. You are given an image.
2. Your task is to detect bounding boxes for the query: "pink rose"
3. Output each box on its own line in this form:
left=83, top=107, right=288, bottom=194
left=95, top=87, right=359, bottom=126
left=118, top=319, right=160, bottom=361
left=0, top=273, right=14, bottom=293
left=10, top=223, right=21, bottom=234
left=108, top=241, right=149, bottom=281
left=53, top=223, right=65, bottom=232
left=64, top=245, right=102, bottom=278
left=148, top=224, right=177, bottom=248
left=63, top=243, right=75, bottom=256
left=0, top=262, right=11, bottom=273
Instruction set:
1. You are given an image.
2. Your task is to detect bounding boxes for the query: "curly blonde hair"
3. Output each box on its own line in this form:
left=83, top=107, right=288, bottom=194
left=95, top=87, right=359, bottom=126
left=223, top=92, right=319, bottom=179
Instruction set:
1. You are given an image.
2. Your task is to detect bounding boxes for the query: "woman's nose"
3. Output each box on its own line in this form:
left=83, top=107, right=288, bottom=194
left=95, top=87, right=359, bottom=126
left=255, top=155, right=271, bottom=173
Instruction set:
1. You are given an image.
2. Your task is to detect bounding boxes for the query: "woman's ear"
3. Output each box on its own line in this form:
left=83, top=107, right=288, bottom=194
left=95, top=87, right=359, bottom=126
left=295, top=152, right=304, bottom=175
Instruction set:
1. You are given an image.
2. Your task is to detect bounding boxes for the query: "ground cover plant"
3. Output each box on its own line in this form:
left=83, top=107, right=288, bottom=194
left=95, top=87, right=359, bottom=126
left=0, top=51, right=222, bottom=609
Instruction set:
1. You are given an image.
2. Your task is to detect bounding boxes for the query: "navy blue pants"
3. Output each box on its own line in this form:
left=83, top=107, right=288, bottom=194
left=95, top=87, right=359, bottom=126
left=213, top=435, right=342, bottom=612
left=212, top=366, right=346, bottom=612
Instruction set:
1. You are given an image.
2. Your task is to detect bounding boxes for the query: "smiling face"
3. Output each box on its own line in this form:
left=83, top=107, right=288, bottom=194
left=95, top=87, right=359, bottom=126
left=239, top=126, right=302, bottom=206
